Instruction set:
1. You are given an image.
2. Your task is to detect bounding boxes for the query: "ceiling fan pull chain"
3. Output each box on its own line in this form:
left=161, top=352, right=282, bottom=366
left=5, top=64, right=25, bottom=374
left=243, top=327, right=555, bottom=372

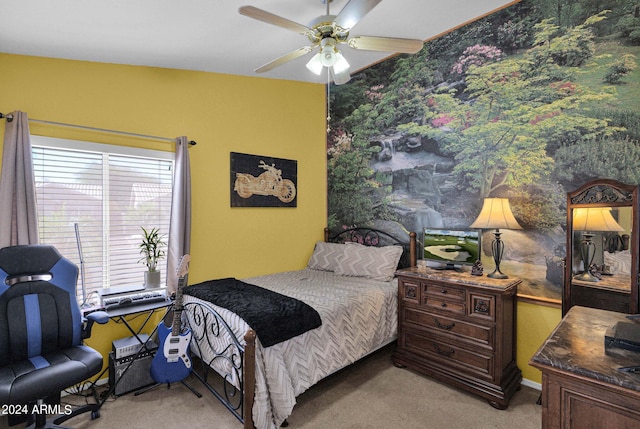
left=326, top=73, right=331, bottom=132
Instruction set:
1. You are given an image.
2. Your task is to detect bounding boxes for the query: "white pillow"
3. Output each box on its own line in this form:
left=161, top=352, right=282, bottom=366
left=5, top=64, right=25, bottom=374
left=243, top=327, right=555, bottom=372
left=334, top=245, right=403, bottom=281
left=604, top=249, right=632, bottom=275
left=307, top=241, right=347, bottom=272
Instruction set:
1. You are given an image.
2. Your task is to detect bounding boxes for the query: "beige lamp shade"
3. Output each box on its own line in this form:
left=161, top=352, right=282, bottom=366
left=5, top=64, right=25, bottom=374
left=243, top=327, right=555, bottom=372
left=470, top=198, right=522, bottom=230
left=573, top=207, right=624, bottom=232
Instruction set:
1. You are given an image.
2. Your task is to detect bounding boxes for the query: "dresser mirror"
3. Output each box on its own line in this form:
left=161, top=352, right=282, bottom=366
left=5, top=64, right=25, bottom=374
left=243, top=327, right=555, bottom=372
left=563, top=179, right=639, bottom=315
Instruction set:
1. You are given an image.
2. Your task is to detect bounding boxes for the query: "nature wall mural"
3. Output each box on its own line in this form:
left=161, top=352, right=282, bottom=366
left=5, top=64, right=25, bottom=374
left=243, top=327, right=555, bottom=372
left=327, top=0, right=640, bottom=302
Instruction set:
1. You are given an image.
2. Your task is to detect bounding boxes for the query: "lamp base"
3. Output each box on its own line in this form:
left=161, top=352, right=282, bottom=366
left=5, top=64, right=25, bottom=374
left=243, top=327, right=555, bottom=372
left=574, top=271, right=600, bottom=282
left=576, top=233, right=598, bottom=282
left=487, top=269, right=508, bottom=280
left=488, top=230, right=508, bottom=279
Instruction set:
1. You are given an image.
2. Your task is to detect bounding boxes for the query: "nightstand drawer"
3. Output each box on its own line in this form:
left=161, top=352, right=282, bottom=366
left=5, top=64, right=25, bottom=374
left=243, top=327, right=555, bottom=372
left=399, top=279, right=420, bottom=304
left=468, top=293, right=495, bottom=320
left=424, top=283, right=465, bottom=302
left=402, top=307, right=493, bottom=348
left=423, top=297, right=466, bottom=315
left=402, top=329, right=494, bottom=380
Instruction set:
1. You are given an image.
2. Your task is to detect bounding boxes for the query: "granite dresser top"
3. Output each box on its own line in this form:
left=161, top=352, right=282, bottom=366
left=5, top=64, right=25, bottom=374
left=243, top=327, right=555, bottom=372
left=530, top=305, right=640, bottom=392
left=396, top=266, right=520, bottom=291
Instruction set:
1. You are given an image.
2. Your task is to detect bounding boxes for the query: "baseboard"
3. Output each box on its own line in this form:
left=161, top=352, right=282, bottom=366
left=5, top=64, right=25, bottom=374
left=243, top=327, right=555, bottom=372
left=521, top=378, right=541, bottom=391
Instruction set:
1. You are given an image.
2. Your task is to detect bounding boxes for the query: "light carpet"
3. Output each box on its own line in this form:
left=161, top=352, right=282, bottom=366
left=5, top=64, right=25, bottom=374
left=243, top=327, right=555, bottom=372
left=1, top=344, right=541, bottom=429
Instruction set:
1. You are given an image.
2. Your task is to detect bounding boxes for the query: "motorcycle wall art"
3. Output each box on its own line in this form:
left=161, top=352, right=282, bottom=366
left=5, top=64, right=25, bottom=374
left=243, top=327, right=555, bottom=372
left=231, top=152, right=297, bottom=207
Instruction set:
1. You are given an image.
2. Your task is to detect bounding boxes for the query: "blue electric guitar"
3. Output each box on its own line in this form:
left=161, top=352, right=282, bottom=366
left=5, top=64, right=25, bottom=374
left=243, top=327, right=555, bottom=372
left=150, top=255, right=192, bottom=384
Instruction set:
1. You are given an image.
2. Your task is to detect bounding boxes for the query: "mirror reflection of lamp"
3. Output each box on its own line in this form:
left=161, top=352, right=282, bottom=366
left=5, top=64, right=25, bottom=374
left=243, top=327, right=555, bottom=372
left=470, top=198, right=522, bottom=279
left=572, top=207, right=624, bottom=282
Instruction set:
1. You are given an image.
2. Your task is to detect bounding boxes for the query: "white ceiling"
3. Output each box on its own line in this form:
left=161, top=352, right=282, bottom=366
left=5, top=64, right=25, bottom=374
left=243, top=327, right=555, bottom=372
left=0, top=0, right=516, bottom=84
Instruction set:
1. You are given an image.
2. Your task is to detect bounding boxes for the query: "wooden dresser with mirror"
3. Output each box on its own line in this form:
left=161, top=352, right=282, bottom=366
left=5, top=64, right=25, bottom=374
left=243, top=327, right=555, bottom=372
left=563, top=179, right=639, bottom=315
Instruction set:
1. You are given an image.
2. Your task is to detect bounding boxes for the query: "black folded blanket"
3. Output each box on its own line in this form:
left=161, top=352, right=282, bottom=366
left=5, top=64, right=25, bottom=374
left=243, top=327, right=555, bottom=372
left=183, top=277, right=322, bottom=347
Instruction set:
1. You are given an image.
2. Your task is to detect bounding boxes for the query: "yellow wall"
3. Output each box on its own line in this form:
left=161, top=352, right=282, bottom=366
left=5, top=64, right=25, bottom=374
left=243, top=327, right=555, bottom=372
left=0, top=53, right=561, bottom=385
left=0, top=53, right=327, bottom=278
left=0, top=53, right=327, bottom=372
left=517, top=301, right=562, bottom=384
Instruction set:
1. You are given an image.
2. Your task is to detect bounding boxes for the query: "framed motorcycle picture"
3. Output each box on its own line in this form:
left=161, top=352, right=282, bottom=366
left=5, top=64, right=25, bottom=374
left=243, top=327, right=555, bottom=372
left=230, top=152, right=298, bottom=207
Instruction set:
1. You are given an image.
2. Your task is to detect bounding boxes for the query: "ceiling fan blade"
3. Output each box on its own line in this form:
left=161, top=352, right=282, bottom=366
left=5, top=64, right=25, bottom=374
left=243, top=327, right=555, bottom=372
left=239, top=5, right=312, bottom=35
left=334, top=0, right=383, bottom=30
left=255, top=46, right=313, bottom=73
left=348, top=36, right=423, bottom=54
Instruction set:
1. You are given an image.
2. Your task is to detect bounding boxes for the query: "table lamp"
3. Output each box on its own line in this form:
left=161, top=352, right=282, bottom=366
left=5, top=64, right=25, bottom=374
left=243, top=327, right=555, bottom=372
left=470, top=198, right=522, bottom=279
left=572, top=207, right=624, bottom=282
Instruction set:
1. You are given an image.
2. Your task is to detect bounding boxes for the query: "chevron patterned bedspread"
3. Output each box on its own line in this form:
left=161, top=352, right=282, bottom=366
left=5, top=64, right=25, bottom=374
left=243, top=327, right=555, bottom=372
left=182, top=268, right=398, bottom=429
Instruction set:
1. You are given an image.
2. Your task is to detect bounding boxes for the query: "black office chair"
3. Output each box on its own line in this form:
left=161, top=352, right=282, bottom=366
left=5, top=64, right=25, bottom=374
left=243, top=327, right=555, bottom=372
left=0, top=244, right=109, bottom=428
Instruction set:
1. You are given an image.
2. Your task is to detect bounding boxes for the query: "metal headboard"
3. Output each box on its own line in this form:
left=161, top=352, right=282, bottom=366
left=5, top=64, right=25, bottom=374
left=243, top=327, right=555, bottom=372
left=324, top=227, right=417, bottom=269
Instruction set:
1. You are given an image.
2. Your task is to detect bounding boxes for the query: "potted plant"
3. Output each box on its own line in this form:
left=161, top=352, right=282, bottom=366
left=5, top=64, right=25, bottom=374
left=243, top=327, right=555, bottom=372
left=139, top=226, right=166, bottom=288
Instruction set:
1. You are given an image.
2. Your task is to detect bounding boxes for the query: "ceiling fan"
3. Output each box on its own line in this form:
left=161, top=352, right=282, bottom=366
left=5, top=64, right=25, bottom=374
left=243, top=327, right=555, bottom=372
left=239, top=0, right=424, bottom=85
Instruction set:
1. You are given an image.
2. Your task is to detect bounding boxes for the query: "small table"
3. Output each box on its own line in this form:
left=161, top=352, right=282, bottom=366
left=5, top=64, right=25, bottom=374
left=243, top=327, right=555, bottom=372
left=530, top=306, right=640, bottom=429
left=105, top=299, right=173, bottom=344
left=90, top=299, right=173, bottom=406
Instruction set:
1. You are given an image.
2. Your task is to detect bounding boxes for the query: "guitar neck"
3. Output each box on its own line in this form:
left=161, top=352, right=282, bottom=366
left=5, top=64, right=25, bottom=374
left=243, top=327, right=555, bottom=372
left=171, top=276, right=187, bottom=336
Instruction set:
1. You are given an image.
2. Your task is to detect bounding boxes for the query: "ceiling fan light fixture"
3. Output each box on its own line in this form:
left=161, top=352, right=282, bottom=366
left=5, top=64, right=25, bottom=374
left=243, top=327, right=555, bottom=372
left=305, top=53, right=324, bottom=75
left=333, top=51, right=350, bottom=74
left=319, top=39, right=338, bottom=67
left=320, top=49, right=337, bottom=67
left=332, top=68, right=351, bottom=85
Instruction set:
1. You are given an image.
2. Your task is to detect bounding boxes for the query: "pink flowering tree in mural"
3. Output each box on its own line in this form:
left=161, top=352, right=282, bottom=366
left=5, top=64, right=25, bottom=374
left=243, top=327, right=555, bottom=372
left=451, top=44, right=504, bottom=75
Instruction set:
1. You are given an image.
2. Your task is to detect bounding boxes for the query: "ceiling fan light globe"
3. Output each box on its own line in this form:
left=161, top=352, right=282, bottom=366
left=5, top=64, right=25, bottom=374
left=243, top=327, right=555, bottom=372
left=333, top=52, right=350, bottom=74
left=305, top=53, right=324, bottom=75
left=332, top=68, right=351, bottom=85
left=320, top=47, right=337, bottom=67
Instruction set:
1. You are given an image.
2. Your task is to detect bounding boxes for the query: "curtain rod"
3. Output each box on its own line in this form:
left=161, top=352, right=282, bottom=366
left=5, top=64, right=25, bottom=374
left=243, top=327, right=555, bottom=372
left=0, top=112, right=196, bottom=146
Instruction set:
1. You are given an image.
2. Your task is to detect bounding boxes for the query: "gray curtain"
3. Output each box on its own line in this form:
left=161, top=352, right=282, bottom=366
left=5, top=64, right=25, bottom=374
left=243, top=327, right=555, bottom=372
left=0, top=111, right=39, bottom=247
left=166, top=136, right=192, bottom=293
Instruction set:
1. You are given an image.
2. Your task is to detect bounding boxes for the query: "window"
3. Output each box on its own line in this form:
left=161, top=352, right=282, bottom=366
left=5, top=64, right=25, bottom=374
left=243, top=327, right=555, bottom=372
left=31, top=136, right=174, bottom=303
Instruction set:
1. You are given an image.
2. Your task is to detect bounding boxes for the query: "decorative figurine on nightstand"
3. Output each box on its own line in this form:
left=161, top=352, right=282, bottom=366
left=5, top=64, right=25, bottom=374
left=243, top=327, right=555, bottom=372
left=471, top=260, right=484, bottom=276
left=588, top=263, right=602, bottom=280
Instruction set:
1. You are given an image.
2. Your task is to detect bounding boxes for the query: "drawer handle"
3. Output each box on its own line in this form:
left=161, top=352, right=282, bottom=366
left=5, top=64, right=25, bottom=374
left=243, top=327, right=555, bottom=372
left=474, top=300, right=489, bottom=313
left=433, top=343, right=455, bottom=357
left=441, top=289, right=447, bottom=294
left=441, top=302, right=447, bottom=308
left=435, top=318, right=455, bottom=330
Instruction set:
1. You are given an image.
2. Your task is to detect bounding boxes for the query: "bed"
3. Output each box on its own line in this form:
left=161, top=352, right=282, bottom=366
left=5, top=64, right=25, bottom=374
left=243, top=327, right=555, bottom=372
left=181, top=227, right=417, bottom=429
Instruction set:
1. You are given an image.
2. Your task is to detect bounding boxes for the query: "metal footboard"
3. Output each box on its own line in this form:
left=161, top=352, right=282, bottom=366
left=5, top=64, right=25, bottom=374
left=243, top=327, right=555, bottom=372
left=183, top=300, right=256, bottom=429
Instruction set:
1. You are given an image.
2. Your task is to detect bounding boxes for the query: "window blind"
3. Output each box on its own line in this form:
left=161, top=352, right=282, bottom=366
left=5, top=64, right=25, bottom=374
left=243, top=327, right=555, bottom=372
left=31, top=136, right=174, bottom=303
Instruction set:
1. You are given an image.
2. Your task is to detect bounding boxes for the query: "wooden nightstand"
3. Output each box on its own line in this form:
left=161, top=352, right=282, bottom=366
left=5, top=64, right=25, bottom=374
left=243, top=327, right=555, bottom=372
left=392, top=267, right=522, bottom=409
